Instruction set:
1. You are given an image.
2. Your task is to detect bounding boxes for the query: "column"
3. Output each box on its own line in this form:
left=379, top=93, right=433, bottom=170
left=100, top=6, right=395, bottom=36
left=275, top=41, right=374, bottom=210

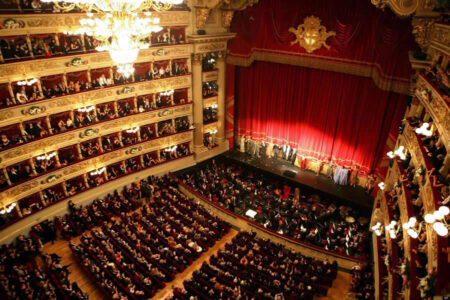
left=216, top=50, right=227, bottom=143
left=192, top=53, right=204, bottom=152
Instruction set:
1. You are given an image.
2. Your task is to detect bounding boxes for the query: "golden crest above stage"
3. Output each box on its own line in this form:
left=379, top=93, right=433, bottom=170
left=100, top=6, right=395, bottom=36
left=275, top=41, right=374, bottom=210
left=289, top=16, right=336, bottom=54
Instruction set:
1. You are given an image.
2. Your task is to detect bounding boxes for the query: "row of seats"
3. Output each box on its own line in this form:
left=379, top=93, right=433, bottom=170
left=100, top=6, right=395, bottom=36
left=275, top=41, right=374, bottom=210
left=171, top=231, right=338, bottom=300
left=70, top=175, right=229, bottom=298
left=177, top=159, right=370, bottom=258
left=0, top=234, right=87, bottom=300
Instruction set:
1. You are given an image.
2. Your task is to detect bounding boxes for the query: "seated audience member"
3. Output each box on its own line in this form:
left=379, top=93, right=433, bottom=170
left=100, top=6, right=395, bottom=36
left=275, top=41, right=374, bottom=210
left=178, top=159, right=370, bottom=257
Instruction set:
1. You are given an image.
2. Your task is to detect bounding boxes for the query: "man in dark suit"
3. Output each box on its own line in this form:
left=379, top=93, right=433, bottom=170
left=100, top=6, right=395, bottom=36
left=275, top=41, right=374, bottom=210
left=273, top=144, right=280, bottom=159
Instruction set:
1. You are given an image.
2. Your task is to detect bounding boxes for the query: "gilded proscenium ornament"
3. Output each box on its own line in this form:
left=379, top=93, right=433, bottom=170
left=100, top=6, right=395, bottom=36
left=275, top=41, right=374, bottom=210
left=221, top=9, right=234, bottom=27
left=371, top=0, right=420, bottom=17
left=289, top=16, right=336, bottom=53
left=196, top=7, right=212, bottom=28
left=412, top=17, right=435, bottom=50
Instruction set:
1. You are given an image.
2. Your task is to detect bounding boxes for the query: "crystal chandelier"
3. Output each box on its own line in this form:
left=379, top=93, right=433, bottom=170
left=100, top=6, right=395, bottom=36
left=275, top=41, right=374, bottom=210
left=42, top=0, right=183, bottom=76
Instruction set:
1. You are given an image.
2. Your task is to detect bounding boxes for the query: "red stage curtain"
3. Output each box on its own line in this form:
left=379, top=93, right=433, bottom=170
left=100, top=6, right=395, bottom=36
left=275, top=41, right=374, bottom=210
left=229, top=0, right=417, bottom=83
left=235, top=62, right=406, bottom=173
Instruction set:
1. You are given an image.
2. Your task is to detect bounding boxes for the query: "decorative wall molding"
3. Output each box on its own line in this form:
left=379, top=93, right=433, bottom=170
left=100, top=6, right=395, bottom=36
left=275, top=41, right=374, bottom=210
left=0, top=11, right=190, bottom=36
left=202, top=70, right=219, bottom=82
left=0, top=104, right=193, bottom=168
left=203, top=96, right=218, bottom=108
left=412, top=17, right=436, bottom=50
left=429, top=22, right=450, bottom=56
left=0, top=130, right=193, bottom=207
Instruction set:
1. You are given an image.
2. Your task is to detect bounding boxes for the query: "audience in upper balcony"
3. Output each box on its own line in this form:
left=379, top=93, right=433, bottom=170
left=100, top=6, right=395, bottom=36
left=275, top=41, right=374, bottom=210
left=171, top=60, right=189, bottom=76
left=204, top=133, right=216, bottom=149
left=158, top=120, right=175, bottom=137
left=80, top=140, right=101, bottom=158
left=175, top=116, right=190, bottom=131
left=23, top=119, right=48, bottom=140
left=7, top=161, right=34, bottom=183
left=155, top=93, right=172, bottom=108
left=425, top=62, right=449, bottom=96
left=138, top=95, right=156, bottom=112
left=203, top=106, right=218, bottom=124
left=202, top=53, right=217, bottom=72
left=102, top=134, right=122, bottom=152
left=34, top=156, right=56, bottom=174
left=203, top=81, right=218, bottom=98
left=96, top=103, right=116, bottom=120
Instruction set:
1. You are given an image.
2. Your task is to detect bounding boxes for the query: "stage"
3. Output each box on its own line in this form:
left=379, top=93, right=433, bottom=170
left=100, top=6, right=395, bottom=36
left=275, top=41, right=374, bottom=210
left=220, top=149, right=374, bottom=216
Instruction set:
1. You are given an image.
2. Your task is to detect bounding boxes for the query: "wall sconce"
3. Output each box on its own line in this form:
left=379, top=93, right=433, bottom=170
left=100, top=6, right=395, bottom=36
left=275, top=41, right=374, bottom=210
left=402, top=217, right=423, bottom=239
left=387, top=145, right=406, bottom=160
left=385, top=220, right=400, bottom=239
left=36, top=151, right=57, bottom=161
left=126, top=126, right=140, bottom=133
left=209, top=129, right=218, bottom=135
left=378, top=182, right=385, bottom=190
left=164, top=145, right=177, bottom=152
left=90, top=167, right=106, bottom=176
left=160, top=90, right=174, bottom=96
left=17, top=78, right=38, bottom=86
left=415, top=123, right=432, bottom=137
left=78, top=106, right=95, bottom=113
left=0, top=202, right=16, bottom=215
left=424, top=206, right=449, bottom=237
left=372, top=222, right=384, bottom=236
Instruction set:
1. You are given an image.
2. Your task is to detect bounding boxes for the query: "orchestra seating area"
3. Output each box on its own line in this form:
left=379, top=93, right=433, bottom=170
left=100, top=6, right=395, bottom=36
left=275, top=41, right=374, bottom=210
left=176, top=159, right=370, bottom=258
left=0, top=234, right=88, bottom=300
left=170, top=231, right=338, bottom=300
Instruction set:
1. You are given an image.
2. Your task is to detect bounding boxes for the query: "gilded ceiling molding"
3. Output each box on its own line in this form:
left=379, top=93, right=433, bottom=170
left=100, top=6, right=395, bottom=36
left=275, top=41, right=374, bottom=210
left=289, top=16, right=336, bottom=54
left=371, top=0, right=420, bottom=16
left=192, top=0, right=259, bottom=28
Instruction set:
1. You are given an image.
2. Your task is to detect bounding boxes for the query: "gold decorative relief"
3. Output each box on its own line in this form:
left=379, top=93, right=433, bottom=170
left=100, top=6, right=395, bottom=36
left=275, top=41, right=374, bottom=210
left=221, top=10, right=234, bottom=27
left=289, top=16, right=336, bottom=53
left=196, top=8, right=212, bottom=28
left=412, top=17, right=435, bottom=50
left=371, top=0, right=420, bottom=17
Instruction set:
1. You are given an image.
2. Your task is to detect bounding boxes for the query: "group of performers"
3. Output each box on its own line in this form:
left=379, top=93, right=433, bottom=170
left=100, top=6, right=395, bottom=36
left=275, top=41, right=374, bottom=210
left=238, top=135, right=377, bottom=194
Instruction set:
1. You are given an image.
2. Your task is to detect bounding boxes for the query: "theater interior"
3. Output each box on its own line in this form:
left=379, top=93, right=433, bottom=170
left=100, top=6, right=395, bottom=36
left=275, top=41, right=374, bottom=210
left=0, top=0, right=448, bottom=299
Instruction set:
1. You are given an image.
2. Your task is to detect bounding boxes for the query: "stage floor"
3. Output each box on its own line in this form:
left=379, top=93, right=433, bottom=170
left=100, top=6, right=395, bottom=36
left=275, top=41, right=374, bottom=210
left=221, top=149, right=374, bottom=216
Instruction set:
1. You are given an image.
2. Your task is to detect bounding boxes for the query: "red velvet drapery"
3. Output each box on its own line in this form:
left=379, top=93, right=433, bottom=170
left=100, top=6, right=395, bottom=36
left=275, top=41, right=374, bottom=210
left=229, top=0, right=417, bottom=91
left=235, top=62, right=406, bottom=173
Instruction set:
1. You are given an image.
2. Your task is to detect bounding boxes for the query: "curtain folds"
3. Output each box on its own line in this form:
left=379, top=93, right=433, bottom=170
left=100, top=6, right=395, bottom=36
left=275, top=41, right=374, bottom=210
left=229, top=0, right=417, bottom=82
left=235, top=62, right=406, bottom=173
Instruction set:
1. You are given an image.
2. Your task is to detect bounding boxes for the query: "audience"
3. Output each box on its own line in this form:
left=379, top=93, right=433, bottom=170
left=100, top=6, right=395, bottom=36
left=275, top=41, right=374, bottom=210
left=68, top=176, right=229, bottom=298
left=177, top=159, right=370, bottom=257
left=171, top=231, right=337, bottom=300
left=350, top=264, right=374, bottom=300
